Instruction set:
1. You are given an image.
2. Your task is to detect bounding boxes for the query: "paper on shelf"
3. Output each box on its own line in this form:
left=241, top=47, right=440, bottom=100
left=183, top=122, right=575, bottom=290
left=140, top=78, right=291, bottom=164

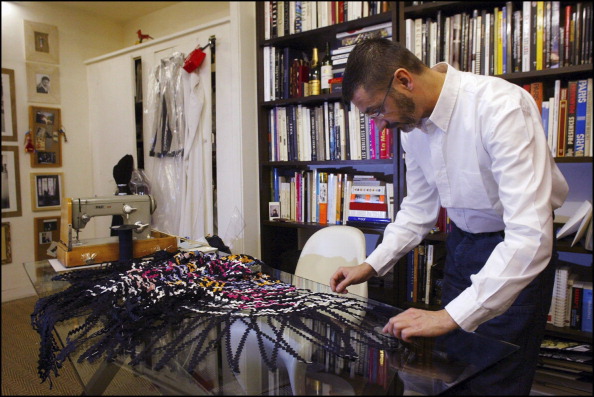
left=556, top=200, right=593, bottom=244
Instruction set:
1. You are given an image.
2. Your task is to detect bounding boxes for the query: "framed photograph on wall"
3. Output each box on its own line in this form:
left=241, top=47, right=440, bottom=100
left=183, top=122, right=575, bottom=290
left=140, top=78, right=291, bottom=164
left=31, top=172, right=63, bottom=212
left=34, top=216, right=60, bottom=261
left=1, top=68, right=18, bottom=141
left=1, top=145, right=22, bottom=218
left=1, top=222, right=11, bottom=265
left=27, top=63, right=60, bottom=104
left=29, top=106, right=61, bottom=167
left=24, top=20, right=59, bottom=64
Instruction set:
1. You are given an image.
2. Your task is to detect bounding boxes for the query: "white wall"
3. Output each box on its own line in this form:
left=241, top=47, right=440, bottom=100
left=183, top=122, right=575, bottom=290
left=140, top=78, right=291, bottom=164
left=1, top=1, right=125, bottom=301
left=1, top=1, right=258, bottom=302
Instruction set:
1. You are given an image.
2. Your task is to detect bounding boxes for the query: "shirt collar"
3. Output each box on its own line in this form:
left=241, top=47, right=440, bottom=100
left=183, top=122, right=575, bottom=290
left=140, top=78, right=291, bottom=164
left=426, top=62, right=460, bottom=133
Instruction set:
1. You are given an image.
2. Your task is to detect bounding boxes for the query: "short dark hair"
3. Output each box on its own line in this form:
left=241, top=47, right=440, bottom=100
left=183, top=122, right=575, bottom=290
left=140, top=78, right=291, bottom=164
left=41, top=76, right=50, bottom=82
left=342, top=38, right=427, bottom=104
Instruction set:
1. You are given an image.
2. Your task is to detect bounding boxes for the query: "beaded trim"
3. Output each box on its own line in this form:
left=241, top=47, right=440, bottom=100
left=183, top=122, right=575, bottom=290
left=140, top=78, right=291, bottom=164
left=31, top=250, right=399, bottom=388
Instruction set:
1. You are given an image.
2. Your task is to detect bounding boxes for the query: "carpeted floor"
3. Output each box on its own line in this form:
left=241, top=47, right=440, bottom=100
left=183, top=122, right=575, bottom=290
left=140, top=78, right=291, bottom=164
left=1, top=295, right=162, bottom=396
left=1, top=295, right=82, bottom=396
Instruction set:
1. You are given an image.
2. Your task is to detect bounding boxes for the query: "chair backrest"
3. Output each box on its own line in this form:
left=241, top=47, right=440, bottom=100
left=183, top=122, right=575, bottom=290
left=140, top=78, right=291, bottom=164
left=295, top=225, right=368, bottom=298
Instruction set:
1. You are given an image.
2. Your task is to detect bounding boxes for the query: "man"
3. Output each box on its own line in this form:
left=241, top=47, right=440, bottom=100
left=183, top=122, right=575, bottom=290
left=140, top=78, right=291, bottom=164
left=36, top=75, right=50, bottom=93
left=330, top=38, right=568, bottom=394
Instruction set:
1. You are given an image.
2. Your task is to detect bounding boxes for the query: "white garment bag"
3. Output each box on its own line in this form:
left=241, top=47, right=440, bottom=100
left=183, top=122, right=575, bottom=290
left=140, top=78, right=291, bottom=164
left=147, top=52, right=213, bottom=239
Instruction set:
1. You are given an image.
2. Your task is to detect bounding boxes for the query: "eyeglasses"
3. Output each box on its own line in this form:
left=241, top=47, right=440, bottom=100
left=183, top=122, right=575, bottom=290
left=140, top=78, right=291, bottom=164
left=369, top=75, right=395, bottom=119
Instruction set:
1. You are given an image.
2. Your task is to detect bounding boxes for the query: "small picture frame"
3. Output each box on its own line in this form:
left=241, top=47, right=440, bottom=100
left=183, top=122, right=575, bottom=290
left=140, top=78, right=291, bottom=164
left=24, top=20, right=59, bottom=64
left=31, top=172, right=63, bottom=212
left=1, top=222, right=11, bottom=265
left=1, top=68, right=18, bottom=141
left=34, top=216, right=60, bottom=261
left=27, top=63, right=60, bottom=104
left=29, top=106, right=62, bottom=167
left=1, top=145, right=22, bottom=218
left=269, top=201, right=281, bottom=220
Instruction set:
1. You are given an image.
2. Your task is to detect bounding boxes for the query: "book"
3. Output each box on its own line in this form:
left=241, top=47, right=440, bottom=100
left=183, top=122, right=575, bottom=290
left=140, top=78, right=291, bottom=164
left=530, top=82, right=544, bottom=113
left=565, top=80, right=578, bottom=156
left=586, top=78, right=593, bottom=157
left=550, top=1, right=561, bottom=68
left=318, top=172, right=328, bottom=224
left=581, top=283, right=593, bottom=332
left=550, top=265, right=571, bottom=327
left=570, top=280, right=585, bottom=330
left=557, top=87, right=568, bottom=157
left=574, top=79, right=588, bottom=156
left=563, top=273, right=579, bottom=327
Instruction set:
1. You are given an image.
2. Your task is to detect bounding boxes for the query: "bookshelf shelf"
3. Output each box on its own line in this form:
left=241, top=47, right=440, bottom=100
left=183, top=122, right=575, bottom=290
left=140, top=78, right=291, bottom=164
left=260, top=12, right=394, bottom=50
left=263, top=159, right=395, bottom=167
left=256, top=2, right=404, bottom=287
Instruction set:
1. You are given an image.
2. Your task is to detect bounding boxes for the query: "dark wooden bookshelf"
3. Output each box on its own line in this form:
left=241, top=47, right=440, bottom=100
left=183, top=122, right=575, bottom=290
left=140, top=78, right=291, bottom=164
left=256, top=2, right=405, bottom=282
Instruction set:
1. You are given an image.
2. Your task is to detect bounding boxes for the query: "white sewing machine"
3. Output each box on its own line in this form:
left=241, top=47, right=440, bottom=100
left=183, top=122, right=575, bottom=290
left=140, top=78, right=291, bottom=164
left=56, top=195, right=177, bottom=267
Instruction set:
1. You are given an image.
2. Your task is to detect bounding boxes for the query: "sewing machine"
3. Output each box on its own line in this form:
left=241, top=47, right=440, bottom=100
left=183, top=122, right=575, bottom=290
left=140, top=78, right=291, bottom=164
left=56, top=195, right=177, bottom=267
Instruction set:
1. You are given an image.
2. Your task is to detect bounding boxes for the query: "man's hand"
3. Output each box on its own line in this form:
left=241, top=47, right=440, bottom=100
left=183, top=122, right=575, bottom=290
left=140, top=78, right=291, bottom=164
left=382, top=308, right=459, bottom=343
left=330, top=262, right=377, bottom=294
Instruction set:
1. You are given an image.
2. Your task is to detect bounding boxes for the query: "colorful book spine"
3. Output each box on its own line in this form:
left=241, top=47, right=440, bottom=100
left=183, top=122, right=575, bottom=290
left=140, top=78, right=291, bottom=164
left=586, top=78, right=593, bottom=157
left=581, top=283, right=593, bottom=333
left=536, top=1, right=545, bottom=70
left=574, top=79, right=588, bottom=156
left=318, top=172, right=328, bottom=224
left=565, top=81, right=578, bottom=157
left=557, top=87, right=568, bottom=157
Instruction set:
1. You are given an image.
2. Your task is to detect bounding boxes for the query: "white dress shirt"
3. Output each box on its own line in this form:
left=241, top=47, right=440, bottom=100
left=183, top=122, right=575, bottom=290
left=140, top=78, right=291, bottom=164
left=365, top=63, right=569, bottom=332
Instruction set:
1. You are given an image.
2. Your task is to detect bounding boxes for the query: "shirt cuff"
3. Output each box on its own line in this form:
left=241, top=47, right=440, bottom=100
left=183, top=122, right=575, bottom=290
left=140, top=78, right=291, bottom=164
left=365, top=248, right=399, bottom=277
left=444, top=288, right=492, bottom=332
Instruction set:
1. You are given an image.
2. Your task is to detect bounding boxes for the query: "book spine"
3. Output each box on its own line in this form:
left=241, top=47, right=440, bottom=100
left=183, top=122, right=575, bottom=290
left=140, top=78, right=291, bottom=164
left=557, top=87, right=568, bottom=157
left=522, top=2, right=531, bottom=71
left=531, top=2, right=538, bottom=70
left=530, top=82, right=544, bottom=113
left=544, top=1, right=551, bottom=69
left=425, top=243, right=434, bottom=304
left=536, top=1, right=544, bottom=70
left=318, top=172, right=328, bottom=224
left=406, top=249, right=414, bottom=302
left=563, top=5, right=572, bottom=66
left=550, top=1, right=561, bottom=68
left=585, top=78, right=593, bottom=157
left=574, top=79, right=588, bottom=156
left=570, top=284, right=583, bottom=330
left=505, top=2, right=513, bottom=74
left=565, top=80, right=577, bottom=157
left=581, top=286, right=593, bottom=332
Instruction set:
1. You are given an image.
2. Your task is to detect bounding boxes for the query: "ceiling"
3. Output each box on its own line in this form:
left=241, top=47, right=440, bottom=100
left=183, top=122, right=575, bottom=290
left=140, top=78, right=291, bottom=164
left=51, top=1, right=181, bottom=23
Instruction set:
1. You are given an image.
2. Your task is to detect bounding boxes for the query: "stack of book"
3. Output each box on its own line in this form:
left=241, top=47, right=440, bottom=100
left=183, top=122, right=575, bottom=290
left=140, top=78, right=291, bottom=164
left=547, top=262, right=593, bottom=332
left=332, top=21, right=393, bottom=78
left=346, top=175, right=392, bottom=226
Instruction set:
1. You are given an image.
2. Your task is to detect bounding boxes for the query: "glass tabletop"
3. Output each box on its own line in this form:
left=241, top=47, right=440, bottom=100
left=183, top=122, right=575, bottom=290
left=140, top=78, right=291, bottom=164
left=24, top=259, right=518, bottom=396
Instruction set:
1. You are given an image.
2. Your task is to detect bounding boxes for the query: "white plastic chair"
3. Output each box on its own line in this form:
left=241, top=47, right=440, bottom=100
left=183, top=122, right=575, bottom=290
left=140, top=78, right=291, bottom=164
left=229, top=226, right=367, bottom=395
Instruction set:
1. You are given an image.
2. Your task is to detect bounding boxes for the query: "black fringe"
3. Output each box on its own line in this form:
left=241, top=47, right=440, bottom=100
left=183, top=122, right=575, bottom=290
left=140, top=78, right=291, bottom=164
left=31, top=250, right=399, bottom=388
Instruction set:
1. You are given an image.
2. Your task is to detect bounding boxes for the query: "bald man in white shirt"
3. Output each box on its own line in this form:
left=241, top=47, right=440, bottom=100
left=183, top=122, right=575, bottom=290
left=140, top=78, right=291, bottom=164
left=330, top=38, right=568, bottom=395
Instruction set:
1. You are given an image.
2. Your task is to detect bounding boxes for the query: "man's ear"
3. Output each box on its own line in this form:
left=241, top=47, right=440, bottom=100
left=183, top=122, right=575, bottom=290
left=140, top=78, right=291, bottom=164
left=395, top=68, right=413, bottom=91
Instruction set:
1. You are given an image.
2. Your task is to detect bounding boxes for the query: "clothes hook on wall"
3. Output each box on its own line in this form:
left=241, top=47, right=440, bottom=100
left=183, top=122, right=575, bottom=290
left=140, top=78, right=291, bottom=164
left=183, top=35, right=216, bottom=73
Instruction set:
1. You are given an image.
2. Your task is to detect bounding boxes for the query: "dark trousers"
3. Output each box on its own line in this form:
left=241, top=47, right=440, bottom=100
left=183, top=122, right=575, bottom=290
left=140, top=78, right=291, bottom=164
left=441, top=222, right=556, bottom=395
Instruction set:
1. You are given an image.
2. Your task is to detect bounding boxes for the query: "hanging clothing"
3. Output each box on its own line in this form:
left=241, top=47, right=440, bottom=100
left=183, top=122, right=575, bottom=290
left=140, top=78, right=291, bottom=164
left=147, top=52, right=212, bottom=239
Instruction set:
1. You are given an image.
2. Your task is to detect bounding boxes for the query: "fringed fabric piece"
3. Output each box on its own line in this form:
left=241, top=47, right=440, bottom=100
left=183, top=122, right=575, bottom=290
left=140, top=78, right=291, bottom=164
left=31, top=250, right=399, bottom=388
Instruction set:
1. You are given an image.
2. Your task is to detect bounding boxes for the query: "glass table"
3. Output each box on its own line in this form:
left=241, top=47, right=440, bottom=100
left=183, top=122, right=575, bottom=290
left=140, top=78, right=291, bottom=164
left=24, top=259, right=518, bottom=395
